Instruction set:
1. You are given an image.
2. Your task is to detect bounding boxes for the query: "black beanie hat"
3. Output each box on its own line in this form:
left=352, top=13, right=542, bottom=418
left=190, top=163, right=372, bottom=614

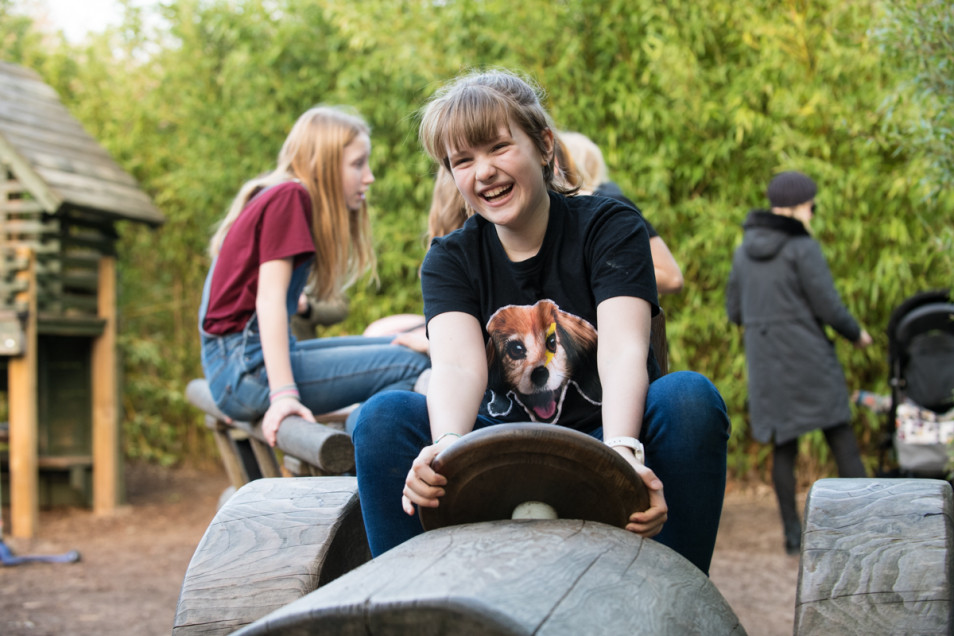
left=767, top=171, right=817, bottom=208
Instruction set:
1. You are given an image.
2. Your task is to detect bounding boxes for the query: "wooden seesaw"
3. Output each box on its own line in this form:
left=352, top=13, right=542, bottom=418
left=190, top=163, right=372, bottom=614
left=172, top=419, right=954, bottom=635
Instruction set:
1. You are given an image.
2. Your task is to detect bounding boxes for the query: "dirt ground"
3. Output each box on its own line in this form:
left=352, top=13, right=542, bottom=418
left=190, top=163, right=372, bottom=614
left=0, top=463, right=800, bottom=636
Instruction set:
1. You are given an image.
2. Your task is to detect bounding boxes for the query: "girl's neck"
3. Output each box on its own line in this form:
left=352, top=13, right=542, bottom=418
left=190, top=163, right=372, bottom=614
left=495, top=193, right=550, bottom=261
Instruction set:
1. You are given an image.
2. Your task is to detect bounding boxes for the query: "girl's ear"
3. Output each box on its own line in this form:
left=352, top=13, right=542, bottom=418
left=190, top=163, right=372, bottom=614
left=541, top=128, right=555, bottom=164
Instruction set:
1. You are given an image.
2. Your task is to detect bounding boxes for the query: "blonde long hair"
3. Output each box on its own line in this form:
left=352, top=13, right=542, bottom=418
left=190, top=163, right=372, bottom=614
left=209, top=106, right=376, bottom=300
left=559, top=131, right=608, bottom=192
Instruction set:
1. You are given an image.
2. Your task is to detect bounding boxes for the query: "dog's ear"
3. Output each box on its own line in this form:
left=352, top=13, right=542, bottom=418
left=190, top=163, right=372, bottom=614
left=482, top=338, right=517, bottom=416
left=485, top=336, right=508, bottom=392
left=555, top=310, right=601, bottom=402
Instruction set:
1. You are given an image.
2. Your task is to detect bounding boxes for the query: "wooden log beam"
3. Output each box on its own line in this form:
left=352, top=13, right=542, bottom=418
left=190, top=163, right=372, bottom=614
left=185, top=379, right=354, bottom=475
left=236, top=520, right=744, bottom=636
left=172, top=477, right=370, bottom=636
left=795, top=478, right=954, bottom=635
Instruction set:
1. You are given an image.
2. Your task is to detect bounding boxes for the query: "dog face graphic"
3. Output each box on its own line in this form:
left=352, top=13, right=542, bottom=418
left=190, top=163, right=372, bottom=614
left=485, top=300, right=599, bottom=423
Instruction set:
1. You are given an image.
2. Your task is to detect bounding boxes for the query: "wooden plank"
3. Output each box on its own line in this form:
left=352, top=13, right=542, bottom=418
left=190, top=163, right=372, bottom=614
left=58, top=293, right=99, bottom=315
left=0, top=239, right=59, bottom=255
left=0, top=135, right=60, bottom=212
left=92, top=255, right=119, bottom=514
left=0, top=199, right=47, bottom=215
left=0, top=63, right=75, bottom=105
left=36, top=454, right=93, bottom=469
left=0, top=219, right=58, bottom=235
left=37, top=315, right=105, bottom=337
left=0, top=102, right=93, bottom=144
left=0, top=175, right=27, bottom=196
left=172, top=477, right=371, bottom=636
left=237, top=520, right=744, bottom=636
left=795, top=478, right=953, bottom=635
left=0, top=62, right=60, bottom=102
left=7, top=246, right=38, bottom=537
left=19, top=144, right=139, bottom=188
left=0, top=124, right=118, bottom=175
left=36, top=165, right=157, bottom=216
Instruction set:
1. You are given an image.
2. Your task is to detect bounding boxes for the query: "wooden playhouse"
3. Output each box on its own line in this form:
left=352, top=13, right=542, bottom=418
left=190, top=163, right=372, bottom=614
left=0, top=61, right=164, bottom=538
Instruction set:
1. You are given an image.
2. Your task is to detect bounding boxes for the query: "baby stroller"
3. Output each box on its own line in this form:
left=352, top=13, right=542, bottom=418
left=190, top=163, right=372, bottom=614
left=880, top=289, right=954, bottom=478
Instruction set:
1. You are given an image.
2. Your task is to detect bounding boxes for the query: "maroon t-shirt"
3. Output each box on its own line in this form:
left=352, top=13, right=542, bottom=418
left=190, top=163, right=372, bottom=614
left=203, top=181, right=315, bottom=335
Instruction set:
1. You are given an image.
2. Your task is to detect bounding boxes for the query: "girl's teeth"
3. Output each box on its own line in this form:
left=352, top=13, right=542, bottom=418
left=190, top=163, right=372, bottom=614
left=484, top=185, right=510, bottom=199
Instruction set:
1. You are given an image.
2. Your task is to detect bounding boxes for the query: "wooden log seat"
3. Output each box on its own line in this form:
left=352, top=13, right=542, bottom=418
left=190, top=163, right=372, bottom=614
left=172, top=476, right=370, bottom=635
left=795, top=478, right=954, bottom=635
left=232, top=519, right=744, bottom=636
left=185, top=379, right=355, bottom=488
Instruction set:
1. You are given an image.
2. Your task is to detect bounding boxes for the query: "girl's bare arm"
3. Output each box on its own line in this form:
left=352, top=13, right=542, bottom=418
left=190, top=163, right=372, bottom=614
left=401, top=311, right=486, bottom=515
left=597, top=296, right=667, bottom=537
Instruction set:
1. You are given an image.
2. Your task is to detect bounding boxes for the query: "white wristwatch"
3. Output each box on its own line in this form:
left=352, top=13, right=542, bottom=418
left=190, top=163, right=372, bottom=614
left=604, top=436, right=645, bottom=464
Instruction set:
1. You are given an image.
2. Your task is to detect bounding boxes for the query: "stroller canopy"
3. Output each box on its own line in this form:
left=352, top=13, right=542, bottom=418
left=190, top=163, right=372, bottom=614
left=888, top=289, right=954, bottom=414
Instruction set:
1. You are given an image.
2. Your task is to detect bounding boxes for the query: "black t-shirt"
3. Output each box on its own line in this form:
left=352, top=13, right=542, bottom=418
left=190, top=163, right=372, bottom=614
left=593, top=181, right=659, bottom=238
left=421, top=191, right=659, bottom=432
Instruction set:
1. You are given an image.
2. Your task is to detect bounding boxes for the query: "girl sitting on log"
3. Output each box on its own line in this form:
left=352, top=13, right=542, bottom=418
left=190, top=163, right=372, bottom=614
left=199, top=106, right=430, bottom=446
left=352, top=70, right=729, bottom=574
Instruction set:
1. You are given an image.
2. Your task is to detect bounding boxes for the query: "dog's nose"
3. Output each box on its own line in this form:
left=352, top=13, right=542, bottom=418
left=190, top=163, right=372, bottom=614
left=530, top=366, right=549, bottom=387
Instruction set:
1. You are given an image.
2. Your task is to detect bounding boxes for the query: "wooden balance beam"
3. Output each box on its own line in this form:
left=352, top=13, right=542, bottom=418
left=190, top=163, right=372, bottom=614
left=184, top=379, right=355, bottom=489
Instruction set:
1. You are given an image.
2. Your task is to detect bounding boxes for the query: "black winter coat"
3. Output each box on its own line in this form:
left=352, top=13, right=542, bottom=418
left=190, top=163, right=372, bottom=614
left=726, top=211, right=861, bottom=444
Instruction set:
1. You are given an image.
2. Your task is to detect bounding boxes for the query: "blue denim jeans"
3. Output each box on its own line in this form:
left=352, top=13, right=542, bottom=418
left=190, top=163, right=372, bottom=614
left=199, top=257, right=430, bottom=425
left=201, top=325, right=431, bottom=423
left=353, top=370, right=729, bottom=574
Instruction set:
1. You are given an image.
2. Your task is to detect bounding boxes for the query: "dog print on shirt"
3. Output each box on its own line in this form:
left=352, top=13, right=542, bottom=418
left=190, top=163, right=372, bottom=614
left=484, top=299, right=600, bottom=423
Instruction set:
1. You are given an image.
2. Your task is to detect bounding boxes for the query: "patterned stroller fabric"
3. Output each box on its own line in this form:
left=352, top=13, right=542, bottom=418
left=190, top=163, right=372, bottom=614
left=887, top=289, right=954, bottom=476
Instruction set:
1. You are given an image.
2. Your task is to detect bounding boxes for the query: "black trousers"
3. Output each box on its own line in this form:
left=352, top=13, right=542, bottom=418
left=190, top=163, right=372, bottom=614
left=772, top=423, right=866, bottom=546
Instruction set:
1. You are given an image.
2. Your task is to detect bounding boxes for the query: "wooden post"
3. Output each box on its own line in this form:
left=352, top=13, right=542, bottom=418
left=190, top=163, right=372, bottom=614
left=173, top=477, right=370, bottom=636
left=92, top=255, right=119, bottom=514
left=8, top=246, right=38, bottom=538
left=795, top=478, right=953, bottom=635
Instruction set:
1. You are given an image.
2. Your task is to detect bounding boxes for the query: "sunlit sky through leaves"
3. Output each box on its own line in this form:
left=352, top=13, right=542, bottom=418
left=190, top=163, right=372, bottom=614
left=18, top=0, right=153, bottom=43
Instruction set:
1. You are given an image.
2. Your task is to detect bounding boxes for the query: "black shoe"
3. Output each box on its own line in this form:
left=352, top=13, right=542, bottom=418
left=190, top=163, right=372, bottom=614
left=785, top=539, right=801, bottom=556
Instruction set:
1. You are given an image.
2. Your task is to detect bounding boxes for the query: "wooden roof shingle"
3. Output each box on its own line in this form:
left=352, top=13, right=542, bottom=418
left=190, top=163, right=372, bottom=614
left=0, top=61, right=164, bottom=226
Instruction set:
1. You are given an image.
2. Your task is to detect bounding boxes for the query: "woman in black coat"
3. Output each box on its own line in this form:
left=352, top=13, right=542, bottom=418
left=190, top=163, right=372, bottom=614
left=726, top=171, right=872, bottom=555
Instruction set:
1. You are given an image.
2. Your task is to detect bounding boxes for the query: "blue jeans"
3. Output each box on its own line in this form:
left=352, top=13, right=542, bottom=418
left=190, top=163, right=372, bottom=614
left=353, top=371, right=729, bottom=574
left=201, top=324, right=431, bottom=424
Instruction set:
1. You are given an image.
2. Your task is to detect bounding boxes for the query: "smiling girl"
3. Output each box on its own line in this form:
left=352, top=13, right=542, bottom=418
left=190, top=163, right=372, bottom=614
left=352, top=71, right=729, bottom=574
left=199, top=106, right=430, bottom=446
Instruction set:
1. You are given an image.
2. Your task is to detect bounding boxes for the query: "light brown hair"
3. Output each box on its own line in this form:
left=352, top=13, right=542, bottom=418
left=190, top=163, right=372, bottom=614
left=419, top=69, right=576, bottom=195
